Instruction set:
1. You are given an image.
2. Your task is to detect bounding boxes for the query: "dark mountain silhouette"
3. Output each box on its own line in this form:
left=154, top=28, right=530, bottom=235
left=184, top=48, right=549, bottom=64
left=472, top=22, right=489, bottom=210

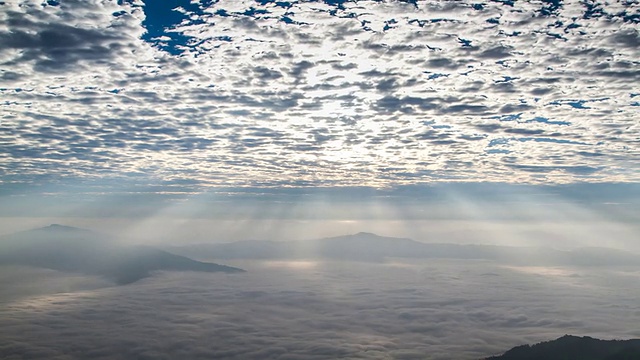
left=169, top=232, right=640, bottom=266
left=484, top=335, right=640, bottom=360
left=0, top=224, right=244, bottom=285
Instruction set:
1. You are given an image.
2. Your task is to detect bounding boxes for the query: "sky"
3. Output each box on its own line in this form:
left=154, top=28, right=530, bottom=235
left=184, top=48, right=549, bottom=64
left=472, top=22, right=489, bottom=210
left=0, top=0, right=639, bottom=243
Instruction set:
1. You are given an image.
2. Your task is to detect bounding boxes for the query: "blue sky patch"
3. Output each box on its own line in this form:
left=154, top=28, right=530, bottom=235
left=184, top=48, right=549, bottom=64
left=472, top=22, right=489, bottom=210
left=139, top=0, right=214, bottom=55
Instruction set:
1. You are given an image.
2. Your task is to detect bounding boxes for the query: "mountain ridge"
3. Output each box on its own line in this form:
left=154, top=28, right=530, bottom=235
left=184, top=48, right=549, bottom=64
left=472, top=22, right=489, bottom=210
left=0, top=224, right=245, bottom=285
left=483, top=335, right=640, bottom=360
left=168, top=232, right=640, bottom=266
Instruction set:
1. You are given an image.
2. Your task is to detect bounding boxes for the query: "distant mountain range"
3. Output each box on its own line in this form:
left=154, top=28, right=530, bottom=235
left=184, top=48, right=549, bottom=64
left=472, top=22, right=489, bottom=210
left=484, top=335, right=640, bottom=360
left=0, top=224, right=244, bottom=285
left=169, top=232, right=640, bottom=266
left=5, top=227, right=638, bottom=285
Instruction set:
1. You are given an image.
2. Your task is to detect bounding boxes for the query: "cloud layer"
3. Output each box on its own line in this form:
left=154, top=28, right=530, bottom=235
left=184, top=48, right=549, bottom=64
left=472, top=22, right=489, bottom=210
left=0, top=0, right=639, bottom=190
left=1, top=260, right=639, bottom=359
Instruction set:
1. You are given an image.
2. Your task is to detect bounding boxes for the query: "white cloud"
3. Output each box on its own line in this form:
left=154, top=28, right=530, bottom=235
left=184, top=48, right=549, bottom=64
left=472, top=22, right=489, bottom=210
left=0, top=0, right=638, bottom=190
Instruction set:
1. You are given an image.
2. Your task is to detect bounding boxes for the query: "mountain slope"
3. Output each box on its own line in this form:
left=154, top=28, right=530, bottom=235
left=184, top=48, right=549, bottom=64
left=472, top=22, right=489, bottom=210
left=484, top=335, right=640, bottom=360
left=169, top=232, right=640, bottom=266
left=0, top=224, right=245, bottom=285
left=171, top=232, right=428, bottom=262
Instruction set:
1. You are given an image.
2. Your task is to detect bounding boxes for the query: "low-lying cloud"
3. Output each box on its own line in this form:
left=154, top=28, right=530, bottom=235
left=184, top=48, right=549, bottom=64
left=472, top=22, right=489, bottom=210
left=1, top=260, right=639, bottom=359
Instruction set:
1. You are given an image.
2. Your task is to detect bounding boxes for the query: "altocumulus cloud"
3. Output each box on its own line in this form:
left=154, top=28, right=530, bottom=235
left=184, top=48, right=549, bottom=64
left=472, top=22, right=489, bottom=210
left=1, top=260, right=639, bottom=359
left=0, top=0, right=638, bottom=191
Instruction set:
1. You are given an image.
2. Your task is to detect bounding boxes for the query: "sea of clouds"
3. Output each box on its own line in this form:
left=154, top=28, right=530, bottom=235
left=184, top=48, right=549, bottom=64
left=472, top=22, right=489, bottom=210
left=2, top=259, right=639, bottom=359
